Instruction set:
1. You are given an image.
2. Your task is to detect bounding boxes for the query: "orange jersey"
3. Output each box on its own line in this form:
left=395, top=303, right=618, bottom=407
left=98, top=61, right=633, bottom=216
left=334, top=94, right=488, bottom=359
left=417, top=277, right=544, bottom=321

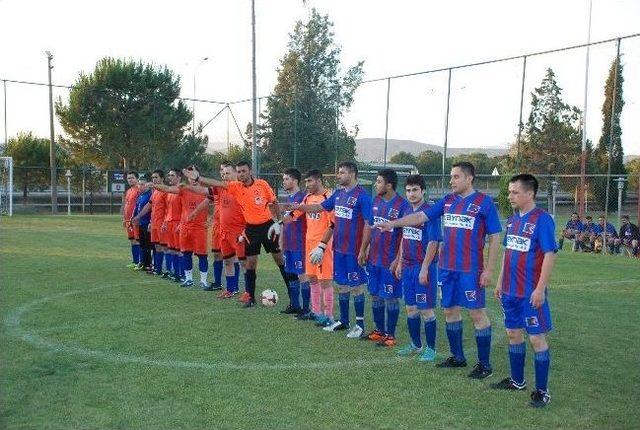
left=150, top=190, right=167, bottom=227
left=123, top=186, right=140, bottom=220
left=210, top=187, right=246, bottom=232
left=164, top=193, right=182, bottom=222
left=294, top=191, right=334, bottom=243
left=178, top=187, right=207, bottom=229
left=225, top=179, right=276, bottom=225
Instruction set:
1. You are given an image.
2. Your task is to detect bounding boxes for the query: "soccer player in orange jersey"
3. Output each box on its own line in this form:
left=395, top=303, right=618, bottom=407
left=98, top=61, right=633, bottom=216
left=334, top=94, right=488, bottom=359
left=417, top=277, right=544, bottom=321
left=183, top=160, right=289, bottom=307
left=122, top=171, right=142, bottom=268
left=149, top=170, right=168, bottom=275
left=161, top=169, right=184, bottom=282
left=153, top=166, right=209, bottom=288
left=287, top=169, right=335, bottom=325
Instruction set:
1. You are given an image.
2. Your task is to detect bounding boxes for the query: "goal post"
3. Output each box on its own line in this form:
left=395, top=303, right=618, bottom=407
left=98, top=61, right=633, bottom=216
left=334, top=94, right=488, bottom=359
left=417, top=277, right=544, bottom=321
left=0, top=156, right=13, bottom=216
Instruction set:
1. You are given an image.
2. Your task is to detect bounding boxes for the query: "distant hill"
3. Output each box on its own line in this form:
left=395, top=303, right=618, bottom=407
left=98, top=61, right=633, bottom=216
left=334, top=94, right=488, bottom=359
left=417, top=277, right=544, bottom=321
left=355, top=138, right=508, bottom=162
left=624, top=154, right=639, bottom=164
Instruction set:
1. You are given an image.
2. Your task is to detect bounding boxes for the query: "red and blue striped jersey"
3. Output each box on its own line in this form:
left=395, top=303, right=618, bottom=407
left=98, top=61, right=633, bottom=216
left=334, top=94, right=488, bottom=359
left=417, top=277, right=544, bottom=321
left=424, top=191, right=502, bottom=273
left=401, top=202, right=443, bottom=267
left=501, top=208, right=557, bottom=298
left=321, top=185, right=373, bottom=255
left=368, top=194, right=411, bottom=267
left=283, top=190, right=306, bottom=252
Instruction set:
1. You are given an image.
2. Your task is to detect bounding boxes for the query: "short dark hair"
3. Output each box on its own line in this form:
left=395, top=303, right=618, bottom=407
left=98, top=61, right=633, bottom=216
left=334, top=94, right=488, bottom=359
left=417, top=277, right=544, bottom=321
left=186, top=164, right=200, bottom=173
left=598, top=215, right=605, bottom=219
left=236, top=160, right=251, bottom=169
left=283, top=168, right=302, bottom=183
left=377, top=168, right=398, bottom=191
left=305, top=169, right=323, bottom=180
left=337, top=161, right=358, bottom=177
left=220, top=160, right=232, bottom=167
left=509, top=173, right=539, bottom=196
left=169, top=168, right=182, bottom=178
left=405, top=174, right=426, bottom=190
left=572, top=212, right=579, bottom=216
left=621, top=215, right=630, bottom=220
left=126, top=171, right=139, bottom=178
left=452, top=161, right=475, bottom=180
left=585, top=215, right=592, bottom=220
left=152, top=169, right=164, bottom=178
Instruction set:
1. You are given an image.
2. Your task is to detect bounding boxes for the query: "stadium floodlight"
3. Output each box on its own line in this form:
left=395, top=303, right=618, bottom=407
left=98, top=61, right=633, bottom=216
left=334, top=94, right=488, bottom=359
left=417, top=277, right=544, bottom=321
left=0, top=156, right=13, bottom=216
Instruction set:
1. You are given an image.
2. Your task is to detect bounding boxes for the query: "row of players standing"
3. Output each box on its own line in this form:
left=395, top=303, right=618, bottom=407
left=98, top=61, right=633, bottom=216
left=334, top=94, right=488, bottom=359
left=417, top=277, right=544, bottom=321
left=184, top=161, right=557, bottom=409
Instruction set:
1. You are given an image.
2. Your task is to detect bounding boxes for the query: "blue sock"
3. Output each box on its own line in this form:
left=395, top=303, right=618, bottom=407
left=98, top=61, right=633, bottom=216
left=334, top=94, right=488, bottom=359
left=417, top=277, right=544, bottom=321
left=154, top=251, right=163, bottom=274
left=225, top=274, right=237, bottom=292
left=385, top=299, right=400, bottom=337
left=534, top=349, right=550, bottom=392
left=424, top=316, right=437, bottom=350
left=339, top=292, right=350, bottom=326
left=166, top=254, right=173, bottom=274
left=300, top=281, right=311, bottom=312
left=132, top=244, right=140, bottom=264
left=475, top=326, right=492, bottom=368
left=183, top=252, right=193, bottom=271
left=407, top=315, right=422, bottom=348
left=372, top=298, right=385, bottom=333
left=213, top=260, right=223, bottom=285
left=509, top=342, right=526, bottom=385
left=198, top=255, right=208, bottom=273
left=179, top=255, right=185, bottom=277
left=158, top=251, right=165, bottom=273
left=446, top=320, right=465, bottom=361
left=354, top=294, right=365, bottom=330
left=289, top=279, right=301, bottom=308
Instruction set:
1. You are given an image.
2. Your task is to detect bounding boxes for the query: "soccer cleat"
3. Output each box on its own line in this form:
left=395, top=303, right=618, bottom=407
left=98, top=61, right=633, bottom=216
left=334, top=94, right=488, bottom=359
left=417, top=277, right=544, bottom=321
left=161, top=272, right=171, bottom=279
left=217, top=290, right=236, bottom=299
left=295, top=311, right=315, bottom=321
left=180, top=280, right=193, bottom=288
left=200, top=281, right=211, bottom=291
left=238, top=291, right=252, bottom=303
left=133, top=264, right=145, bottom=271
left=361, top=329, right=385, bottom=342
left=529, top=389, right=551, bottom=408
left=280, top=305, right=302, bottom=315
left=319, top=318, right=335, bottom=328
left=490, top=377, right=527, bottom=391
left=243, top=300, right=256, bottom=308
left=313, top=315, right=329, bottom=326
left=418, top=347, right=437, bottom=362
left=397, top=343, right=423, bottom=357
left=376, top=335, right=397, bottom=348
left=468, top=362, right=493, bottom=379
left=436, top=356, right=468, bottom=368
left=210, top=282, right=223, bottom=291
left=323, top=321, right=348, bottom=332
left=346, top=325, right=364, bottom=339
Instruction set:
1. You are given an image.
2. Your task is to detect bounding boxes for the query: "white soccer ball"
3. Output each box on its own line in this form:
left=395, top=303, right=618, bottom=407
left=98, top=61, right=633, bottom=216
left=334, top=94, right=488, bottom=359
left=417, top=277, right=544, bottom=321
left=260, top=289, right=279, bottom=307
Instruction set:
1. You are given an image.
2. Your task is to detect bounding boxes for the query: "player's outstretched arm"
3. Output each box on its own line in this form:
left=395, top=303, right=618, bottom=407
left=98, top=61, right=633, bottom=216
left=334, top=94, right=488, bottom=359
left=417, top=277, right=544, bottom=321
left=378, top=212, right=428, bottom=232
left=480, top=233, right=501, bottom=287
left=152, top=183, right=180, bottom=194
left=182, top=168, right=226, bottom=188
left=293, top=203, right=325, bottom=213
left=180, top=183, right=210, bottom=196
left=530, top=252, right=556, bottom=308
left=187, top=199, right=210, bottom=221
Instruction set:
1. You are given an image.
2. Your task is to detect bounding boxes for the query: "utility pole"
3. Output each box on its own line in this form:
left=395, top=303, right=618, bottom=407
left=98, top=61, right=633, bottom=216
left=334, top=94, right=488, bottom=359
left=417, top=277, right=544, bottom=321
left=46, top=51, right=58, bottom=214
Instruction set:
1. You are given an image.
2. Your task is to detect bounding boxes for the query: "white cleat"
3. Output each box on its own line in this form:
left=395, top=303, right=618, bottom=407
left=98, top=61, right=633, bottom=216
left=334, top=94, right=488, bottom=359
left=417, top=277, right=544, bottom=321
left=346, top=325, right=363, bottom=339
left=323, top=321, right=347, bottom=332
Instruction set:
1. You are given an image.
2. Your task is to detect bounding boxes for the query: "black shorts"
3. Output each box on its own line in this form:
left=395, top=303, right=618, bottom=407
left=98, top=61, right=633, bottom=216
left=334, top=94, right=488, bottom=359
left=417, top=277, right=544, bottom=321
left=245, top=220, right=281, bottom=256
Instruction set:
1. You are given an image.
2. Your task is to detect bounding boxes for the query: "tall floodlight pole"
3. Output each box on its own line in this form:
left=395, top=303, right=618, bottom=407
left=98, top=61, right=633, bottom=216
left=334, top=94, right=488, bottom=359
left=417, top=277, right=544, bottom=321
left=192, top=57, right=209, bottom=134
left=46, top=51, right=58, bottom=214
left=251, top=0, right=258, bottom=176
left=579, top=0, right=593, bottom=217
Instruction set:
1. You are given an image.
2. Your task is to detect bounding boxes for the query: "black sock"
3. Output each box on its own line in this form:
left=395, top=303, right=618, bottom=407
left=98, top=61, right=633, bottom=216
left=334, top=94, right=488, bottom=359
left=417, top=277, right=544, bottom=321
left=245, top=269, right=257, bottom=300
left=278, top=265, right=290, bottom=287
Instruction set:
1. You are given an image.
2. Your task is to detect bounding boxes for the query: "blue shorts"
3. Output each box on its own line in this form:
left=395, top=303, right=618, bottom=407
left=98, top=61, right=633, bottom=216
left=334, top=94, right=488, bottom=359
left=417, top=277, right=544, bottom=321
left=367, top=264, right=402, bottom=299
left=333, top=252, right=368, bottom=287
left=402, top=264, right=438, bottom=310
left=501, top=294, right=553, bottom=335
left=283, top=250, right=305, bottom=275
left=439, top=268, right=485, bottom=310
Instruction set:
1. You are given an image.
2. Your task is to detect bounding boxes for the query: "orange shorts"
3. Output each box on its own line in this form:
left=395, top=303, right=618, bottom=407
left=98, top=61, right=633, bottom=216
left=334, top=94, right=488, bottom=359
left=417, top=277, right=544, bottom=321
left=150, top=225, right=163, bottom=244
left=180, top=227, right=208, bottom=256
left=167, top=220, right=181, bottom=250
left=219, top=229, right=246, bottom=260
left=305, top=239, right=333, bottom=280
left=211, top=224, right=221, bottom=252
left=159, top=223, right=171, bottom=246
left=125, top=222, right=140, bottom=241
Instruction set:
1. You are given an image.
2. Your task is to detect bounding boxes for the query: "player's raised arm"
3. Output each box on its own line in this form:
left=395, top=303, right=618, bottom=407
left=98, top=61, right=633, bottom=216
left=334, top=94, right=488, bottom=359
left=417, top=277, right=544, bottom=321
left=151, top=183, right=180, bottom=194
left=180, top=183, right=210, bottom=196
left=377, top=211, right=428, bottom=232
left=182, top=168, right=226, bottom=188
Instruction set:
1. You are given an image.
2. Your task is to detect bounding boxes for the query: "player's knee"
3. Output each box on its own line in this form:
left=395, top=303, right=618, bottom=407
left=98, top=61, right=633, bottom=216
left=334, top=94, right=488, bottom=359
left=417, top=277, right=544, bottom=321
left=352, top=285, right=364, bottom=295
left=385, top=298, right=399, bottom=305
left=420, top=309, right=435, bottom=320
left=469, top=309, right=489, bottom=326
left=529, top=334, right=548, bottom=351
left=443, top=306, right=461, bottom=320
left=506, top=329, right=524, bottom=344
left=406, top=306, right=418, bottom=316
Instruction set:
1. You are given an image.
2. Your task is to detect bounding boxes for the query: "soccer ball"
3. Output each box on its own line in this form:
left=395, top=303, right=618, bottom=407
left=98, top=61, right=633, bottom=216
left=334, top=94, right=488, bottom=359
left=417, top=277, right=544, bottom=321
left=260, top=289, right=278, bottom=307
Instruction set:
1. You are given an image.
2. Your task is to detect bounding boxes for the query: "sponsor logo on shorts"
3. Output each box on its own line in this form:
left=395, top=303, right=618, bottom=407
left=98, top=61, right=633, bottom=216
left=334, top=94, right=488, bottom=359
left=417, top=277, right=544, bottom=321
left=403, top=226, right=422, bottom=241
left=295, top=260, right=303, bottom=269
left=384, top=284, right=394, bottom=294
left=416, top=293, right=427, bottom=303
left=347, top=271, right=360, bottom=281
left=335, top=205, right=353, bottom=220
left=444, top=213, right=475, bottom=230
left=464, top=290, right=477, bottom=301
left=525, top=316, right=539, bottom=327
left=506, top=235, right=531, bottom=252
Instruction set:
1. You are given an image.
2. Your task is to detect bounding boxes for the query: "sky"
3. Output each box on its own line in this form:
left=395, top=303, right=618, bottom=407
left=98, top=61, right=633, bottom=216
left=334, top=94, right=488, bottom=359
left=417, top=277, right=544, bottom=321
left=1, top=0, right=639, bottom=157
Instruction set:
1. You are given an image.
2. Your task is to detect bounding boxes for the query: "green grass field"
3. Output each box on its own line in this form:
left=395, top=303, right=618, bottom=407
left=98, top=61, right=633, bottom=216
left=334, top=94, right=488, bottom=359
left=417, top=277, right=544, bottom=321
left=1, top=215, right=639, bottom=429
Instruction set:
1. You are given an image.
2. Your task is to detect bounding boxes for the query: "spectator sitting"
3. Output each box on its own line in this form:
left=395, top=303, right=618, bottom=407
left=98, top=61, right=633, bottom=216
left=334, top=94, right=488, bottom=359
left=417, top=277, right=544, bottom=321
left=578, top=215, right=597, bottom=252
left=614, top=215, right=639, bottom=257
left=559, top=212, right=583, bottom=251
left=592, top=215, right=618, bottom=254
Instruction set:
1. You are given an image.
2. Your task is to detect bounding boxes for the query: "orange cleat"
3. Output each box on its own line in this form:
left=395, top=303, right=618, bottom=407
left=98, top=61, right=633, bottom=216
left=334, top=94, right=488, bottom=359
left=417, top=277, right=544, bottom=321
left=238, top=291, right=252, bottom=303
left=376, top=335, right=397, bottom=348
left=361, top=329, right=385, bottom=342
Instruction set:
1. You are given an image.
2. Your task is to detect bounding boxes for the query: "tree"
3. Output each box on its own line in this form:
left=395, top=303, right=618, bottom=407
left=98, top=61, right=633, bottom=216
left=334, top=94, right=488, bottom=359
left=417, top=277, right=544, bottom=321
left=593, top=58, right=626, bottom=210
left=415, top=150, right=444, bottom=175
left=260, top=9, right=364, bottom=173
left=56, top=58, right=192, bottom=170
left=518, top=68, right=582, bottom=175
left=3, top=132, right=65, bottom=199
left=626, top=158, right=640, bottom=190
left=389, top=151, right=417, bottom=166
